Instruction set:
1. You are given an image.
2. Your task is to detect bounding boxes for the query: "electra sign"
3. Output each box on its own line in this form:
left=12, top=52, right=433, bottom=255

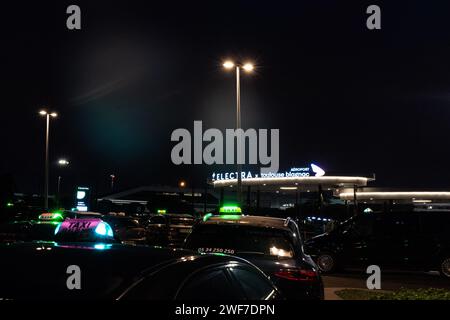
left=212, top=163, right=325, bottom=181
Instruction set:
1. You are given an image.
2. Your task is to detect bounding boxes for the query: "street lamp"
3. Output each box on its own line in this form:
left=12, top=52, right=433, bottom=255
left=110, top=174, right=116, bottom=191
left=39, top=109, right=58, bottom=209
left=222, top=60, right=254, bottom=206
left=57, top=158, right=69, bottom=208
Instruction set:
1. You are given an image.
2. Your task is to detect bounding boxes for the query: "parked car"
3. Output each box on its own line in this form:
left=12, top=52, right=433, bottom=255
left=101, top=215, right=147, bottom=244
left=0, top=242, right=281, bottom=300
left=0, top=221, right=32, bottom=242
left=184, top=212, right=324, bottom=300
left=0, top=212, right=65, bottom=242
left=146, top=213, right=195, bottom=247
left=304, top=208, right=450, bottom=278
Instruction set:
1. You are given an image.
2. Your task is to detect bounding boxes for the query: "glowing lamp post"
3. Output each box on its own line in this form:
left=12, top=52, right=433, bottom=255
left=222, top=60, right=254, bottom=206
left=39, top=110, right=58, bottom=209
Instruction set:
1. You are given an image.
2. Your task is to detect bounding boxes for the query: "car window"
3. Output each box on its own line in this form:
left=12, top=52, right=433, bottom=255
left=176, top=269, right=241, bottom=300
left=376, top=212, right=420, bottom=236
left=228, top=267, right=274, bottom=300
left=348, top=216, right=373, bottom=237
left=122, top=219, right=139, bottom=228
left=169, top=217, right=194, bottom=225
left=149, top=216, right=166, bottom=224
left=185, top=225, right=295, bottom=259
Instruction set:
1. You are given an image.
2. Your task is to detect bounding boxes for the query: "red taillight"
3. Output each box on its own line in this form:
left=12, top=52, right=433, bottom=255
left=274, top=268, right=318, bottom=282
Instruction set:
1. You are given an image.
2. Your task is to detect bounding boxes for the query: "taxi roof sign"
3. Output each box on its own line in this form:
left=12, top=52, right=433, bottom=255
left=219, top=206, right=242, bottom=214
left=157, top=209, right=167, bottom=214
left=54, top=218, right=114, bottom=242
left=39, top=212, right=64, bottom=222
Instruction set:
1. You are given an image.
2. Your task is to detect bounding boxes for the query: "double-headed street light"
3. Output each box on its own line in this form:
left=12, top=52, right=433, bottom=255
left=39, top=110, right=58, bottom=209
left=222, top=60, right=255, bottom=206
left=58, top=159, right=69, bottom=166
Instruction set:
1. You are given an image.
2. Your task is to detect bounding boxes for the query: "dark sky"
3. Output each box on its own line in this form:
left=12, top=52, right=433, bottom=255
left=2, top=0, right=450, bottom=196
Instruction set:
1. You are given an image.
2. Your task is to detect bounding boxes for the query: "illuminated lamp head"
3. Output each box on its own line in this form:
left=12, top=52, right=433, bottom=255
left=157, top=209, right=167, bottom=214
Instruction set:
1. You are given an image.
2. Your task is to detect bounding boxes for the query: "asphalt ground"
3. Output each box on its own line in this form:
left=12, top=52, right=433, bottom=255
left=322, top=270, right=450, bottom=290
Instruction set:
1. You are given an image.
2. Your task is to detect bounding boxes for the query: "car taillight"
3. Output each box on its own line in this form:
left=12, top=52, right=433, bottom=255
left=274, top=268, right=318, bottom=282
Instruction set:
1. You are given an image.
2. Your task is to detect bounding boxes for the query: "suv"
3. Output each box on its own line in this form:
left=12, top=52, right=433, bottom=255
left=304, top=209, right=450, bottom=278
left=184, top=214, right=324, bottom=300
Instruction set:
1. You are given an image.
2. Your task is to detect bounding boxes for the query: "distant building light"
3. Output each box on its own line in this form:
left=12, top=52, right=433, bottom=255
left=413, top=199, right=432, bottom=203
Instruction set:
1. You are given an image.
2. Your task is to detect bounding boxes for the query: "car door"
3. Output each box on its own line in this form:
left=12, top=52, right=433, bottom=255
left=399, top=212, right=428, bottom=269
left=175, top=267, right=245, bottom=300
left=340, top=214, right=375, bottom=267
left=227, top=265, right=279, bottom=300
left=370, top=213, right=410, bottom=268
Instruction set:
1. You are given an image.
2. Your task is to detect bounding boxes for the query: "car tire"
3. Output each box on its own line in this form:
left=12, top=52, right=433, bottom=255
left=439, top=257, right=450, bottom=279
left=316, top=252, right=337, bottom=273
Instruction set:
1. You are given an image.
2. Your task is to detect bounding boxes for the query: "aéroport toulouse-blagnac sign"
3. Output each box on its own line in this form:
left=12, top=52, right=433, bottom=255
left=212, top=164, right=325, bottom=181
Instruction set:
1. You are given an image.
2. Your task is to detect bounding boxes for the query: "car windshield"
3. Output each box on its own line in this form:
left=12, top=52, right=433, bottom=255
left=169, top=216, right=194, bottom=225
left=103, top=218, right=139, bottom=228
left=186, top=225, right=295, bottom=259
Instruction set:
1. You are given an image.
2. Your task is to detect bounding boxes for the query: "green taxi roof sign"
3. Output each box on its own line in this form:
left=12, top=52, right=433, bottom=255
left=39, top=212, right=64, bottom=222
left=219, top=205, right=242, bottom=214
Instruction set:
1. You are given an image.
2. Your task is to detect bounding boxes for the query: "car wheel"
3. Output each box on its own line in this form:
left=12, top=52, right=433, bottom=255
left=316, top=253, right=336, bottom=273
left=440, top=257, right=450, bottom=278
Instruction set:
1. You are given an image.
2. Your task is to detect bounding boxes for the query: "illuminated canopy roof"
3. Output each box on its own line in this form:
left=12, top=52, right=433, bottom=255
left=213, top=176, right=371, bottom=190
left=340, top=191, right=450, bottom=201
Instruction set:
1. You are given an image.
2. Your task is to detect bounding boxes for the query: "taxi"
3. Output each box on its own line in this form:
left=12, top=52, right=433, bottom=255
left=54, top=217, right=115, bottom=243
left=184, top=205, right=324, bottom=300
left=29, top=211, right=66, bottom=241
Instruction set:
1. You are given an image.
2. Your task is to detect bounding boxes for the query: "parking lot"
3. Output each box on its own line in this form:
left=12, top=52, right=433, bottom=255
left=323, top=270, right=450, bottom=291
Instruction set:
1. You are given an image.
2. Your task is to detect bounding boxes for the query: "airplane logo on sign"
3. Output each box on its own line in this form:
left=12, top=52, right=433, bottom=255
left=311, top=164, right=325, bottom=177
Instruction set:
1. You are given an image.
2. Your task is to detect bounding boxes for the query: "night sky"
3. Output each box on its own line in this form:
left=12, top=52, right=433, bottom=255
left=2, top=0, right=450, bottom=196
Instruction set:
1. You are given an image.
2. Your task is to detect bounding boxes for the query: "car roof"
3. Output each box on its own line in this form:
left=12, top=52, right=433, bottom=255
left=203, top=215, right=292, bottom=231
left=101, top=215, right=137, bottom=220
left=152, top=214, right=194, bottom=218
left=0, top=242, right=251, bottom=299
left=66, top=211, right=102, bottom=216
left=0, top=241, right=191, bottom=261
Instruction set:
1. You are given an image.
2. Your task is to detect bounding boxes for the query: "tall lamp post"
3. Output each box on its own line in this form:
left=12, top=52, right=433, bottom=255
left=39, top=110, right=58, bottom=209
left=57, top=159, right=69, bottom=208
left=110, top=174, right=116, bottom=191
left=222, top=60, right=254, bottom=206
